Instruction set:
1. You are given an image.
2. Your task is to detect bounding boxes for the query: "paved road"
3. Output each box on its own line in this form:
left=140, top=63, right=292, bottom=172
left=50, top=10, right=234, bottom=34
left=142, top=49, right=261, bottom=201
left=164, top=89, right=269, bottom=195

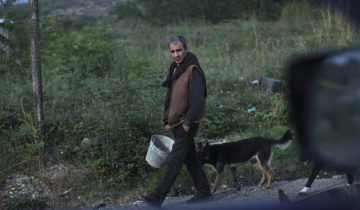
left=85, top=175, right=358, bottom=210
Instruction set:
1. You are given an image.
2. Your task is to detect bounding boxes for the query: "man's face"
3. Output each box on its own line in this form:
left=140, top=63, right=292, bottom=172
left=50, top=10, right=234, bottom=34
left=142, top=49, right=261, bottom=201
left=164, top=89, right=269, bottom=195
left=169, top=42, right=187, bottom=65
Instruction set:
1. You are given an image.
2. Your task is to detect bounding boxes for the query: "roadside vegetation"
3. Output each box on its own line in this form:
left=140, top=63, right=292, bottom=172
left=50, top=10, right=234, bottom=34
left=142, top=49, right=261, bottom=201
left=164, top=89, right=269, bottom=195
left=0, top=0, right=358, bottom=208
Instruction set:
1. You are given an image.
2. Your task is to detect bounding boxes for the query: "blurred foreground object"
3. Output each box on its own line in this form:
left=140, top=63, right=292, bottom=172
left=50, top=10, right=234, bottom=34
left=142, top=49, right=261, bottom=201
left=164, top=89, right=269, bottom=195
left=288, top=49, right=360, bottom=172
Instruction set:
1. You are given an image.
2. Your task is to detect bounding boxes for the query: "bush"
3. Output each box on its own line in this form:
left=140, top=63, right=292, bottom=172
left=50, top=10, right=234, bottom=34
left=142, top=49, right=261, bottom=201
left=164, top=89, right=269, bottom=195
left=0, top=110, right=44, bottom=180
left=1, top=17, right=166, bottom=190
left=1, top=2, right=358, bottom=201
left=39, top=18, right=168, bottom=188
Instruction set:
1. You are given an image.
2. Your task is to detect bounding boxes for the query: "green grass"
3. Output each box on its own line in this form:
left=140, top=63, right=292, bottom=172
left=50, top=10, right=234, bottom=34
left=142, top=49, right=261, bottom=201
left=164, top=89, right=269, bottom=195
left=111, top=3, right=358, bottom=196
left=1, top=1, right=359, bottom=207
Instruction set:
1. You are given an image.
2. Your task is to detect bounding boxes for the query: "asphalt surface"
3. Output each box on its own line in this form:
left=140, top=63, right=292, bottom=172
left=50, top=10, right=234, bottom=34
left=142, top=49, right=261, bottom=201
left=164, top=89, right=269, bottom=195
left=82, top=175, right=359, bottom=210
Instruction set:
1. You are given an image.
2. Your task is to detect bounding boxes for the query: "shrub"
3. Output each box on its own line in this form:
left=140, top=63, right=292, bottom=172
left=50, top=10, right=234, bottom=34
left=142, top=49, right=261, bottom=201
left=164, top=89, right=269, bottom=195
left=0, top=110, right=44, bottom=179
left=1, top=2, right=358, bottom=200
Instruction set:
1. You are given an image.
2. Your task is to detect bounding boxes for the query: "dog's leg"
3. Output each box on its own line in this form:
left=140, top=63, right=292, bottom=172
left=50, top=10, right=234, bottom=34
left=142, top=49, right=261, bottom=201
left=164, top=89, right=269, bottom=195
left=300, top=164, right=321, bottom=195
left=212, top=171, right=224, bottom=194
left=265, top=152, right=274, bottom=189
left=230, top=167, right=241, bottom=190
left=258, top=172, right=266, bottom=187
left=258, top=161, right=272, bottom=188
left=305, top=164, right=321, bottom=188
left=258, top=151, right=273, bottom=189
left=256, top=155, right=266, bottom=187
left=211, top=161, right=226, bottom=193
left=264, top=165, right=272, bottom=189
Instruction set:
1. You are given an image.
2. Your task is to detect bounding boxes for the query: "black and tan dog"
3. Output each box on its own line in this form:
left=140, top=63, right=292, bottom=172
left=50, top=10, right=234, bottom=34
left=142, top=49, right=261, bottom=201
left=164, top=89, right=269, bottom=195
left=196, top=130, right=294, bottom=193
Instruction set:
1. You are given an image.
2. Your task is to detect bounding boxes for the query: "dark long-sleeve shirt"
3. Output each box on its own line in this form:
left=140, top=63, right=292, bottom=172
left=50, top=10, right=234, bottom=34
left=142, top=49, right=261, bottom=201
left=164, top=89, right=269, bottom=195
left=184, top=68, right=206, bottom=126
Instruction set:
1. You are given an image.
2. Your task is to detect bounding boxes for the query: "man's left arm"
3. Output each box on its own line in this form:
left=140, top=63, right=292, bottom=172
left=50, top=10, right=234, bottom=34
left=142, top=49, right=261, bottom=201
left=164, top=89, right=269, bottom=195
left=183, top=68, right=205, bottom=131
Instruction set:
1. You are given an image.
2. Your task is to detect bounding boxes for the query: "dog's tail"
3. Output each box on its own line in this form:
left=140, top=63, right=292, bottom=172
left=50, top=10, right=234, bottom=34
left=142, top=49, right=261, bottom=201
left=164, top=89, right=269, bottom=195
left=269, top=130, right=294, bottom=150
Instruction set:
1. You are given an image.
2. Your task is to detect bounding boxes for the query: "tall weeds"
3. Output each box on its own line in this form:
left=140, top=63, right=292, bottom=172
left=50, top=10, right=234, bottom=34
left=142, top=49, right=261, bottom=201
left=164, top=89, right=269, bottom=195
left=1, top=0, right=359, bottom=205
left=315, top=7, right=355, bottom=48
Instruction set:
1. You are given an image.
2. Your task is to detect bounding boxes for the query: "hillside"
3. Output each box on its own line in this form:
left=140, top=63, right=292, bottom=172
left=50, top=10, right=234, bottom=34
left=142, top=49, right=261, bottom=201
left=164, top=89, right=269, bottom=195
left=41, top=0, right=116, bottom=20
left=10, top=0, right=119, bottom=21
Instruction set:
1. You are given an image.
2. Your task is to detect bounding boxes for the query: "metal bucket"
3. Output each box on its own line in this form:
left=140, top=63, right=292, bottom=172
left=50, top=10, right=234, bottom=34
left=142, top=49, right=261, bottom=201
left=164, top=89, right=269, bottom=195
left=146, top=135, right=174, bottom=168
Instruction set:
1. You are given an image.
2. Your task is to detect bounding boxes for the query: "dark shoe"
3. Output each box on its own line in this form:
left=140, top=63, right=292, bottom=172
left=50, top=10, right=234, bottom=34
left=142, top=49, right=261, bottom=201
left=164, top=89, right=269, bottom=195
left=139, top=193, right=163, bottom=209
left=186, top=192, right=213, bottom=204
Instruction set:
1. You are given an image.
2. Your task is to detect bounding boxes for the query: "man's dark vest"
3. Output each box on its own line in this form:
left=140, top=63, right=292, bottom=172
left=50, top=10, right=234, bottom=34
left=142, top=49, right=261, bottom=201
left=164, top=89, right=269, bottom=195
left=165, top=64, right=206, bottom=128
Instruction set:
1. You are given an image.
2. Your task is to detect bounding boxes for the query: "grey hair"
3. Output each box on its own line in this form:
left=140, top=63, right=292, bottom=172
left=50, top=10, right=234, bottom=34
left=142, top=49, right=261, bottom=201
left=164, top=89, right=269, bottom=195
left=168, top=36, right=187, bottom=49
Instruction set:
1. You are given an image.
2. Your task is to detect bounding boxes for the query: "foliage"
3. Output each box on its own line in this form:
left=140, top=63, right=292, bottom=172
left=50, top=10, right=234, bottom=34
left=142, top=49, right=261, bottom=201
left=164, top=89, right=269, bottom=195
left=4, top=194, right=47, bottom=209
left=111, top=1, right=143, bottom=21
left=38, top=0, right=115, bottom=22
left=1, top=0, right=359, bottom=205
left=5, top=195, right=31, bottom=209
left=1, top=13, right=165, bottom=191
left=0, top=110, right=44, bottom=181
left=230, top=0, right=290, bottom=21
left=0, top=0, right=30, bottom=81
left=0, top=0, right=16, bottom=14
left=41, top=18, right=115, bottom=78
left=0, top=0, right=36, bottom=184
left=112, top=0, right=295, bottom=25
left=37, top=18, right=166, bottom=188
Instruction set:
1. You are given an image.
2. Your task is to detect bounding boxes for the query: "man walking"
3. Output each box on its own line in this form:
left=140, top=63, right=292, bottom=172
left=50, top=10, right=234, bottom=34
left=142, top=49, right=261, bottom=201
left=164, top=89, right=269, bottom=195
left=139, top=36, right=212, bottom=208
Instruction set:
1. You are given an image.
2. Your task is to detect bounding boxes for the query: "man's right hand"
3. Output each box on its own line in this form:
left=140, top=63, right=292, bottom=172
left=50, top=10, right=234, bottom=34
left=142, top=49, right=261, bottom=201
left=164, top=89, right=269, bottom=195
left=165, top=124, right=171, bottom=131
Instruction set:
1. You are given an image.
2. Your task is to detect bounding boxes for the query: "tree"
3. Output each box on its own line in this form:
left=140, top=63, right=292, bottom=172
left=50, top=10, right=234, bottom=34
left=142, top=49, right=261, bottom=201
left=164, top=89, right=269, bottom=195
left=29, top=0, right=44, bottom=136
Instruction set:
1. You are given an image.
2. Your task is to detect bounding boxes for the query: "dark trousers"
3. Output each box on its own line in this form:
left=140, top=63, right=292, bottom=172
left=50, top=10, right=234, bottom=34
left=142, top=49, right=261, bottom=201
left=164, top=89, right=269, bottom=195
left=306, top=164, right=354, bottom=187
left=154, top=123, right=210, bottom=199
